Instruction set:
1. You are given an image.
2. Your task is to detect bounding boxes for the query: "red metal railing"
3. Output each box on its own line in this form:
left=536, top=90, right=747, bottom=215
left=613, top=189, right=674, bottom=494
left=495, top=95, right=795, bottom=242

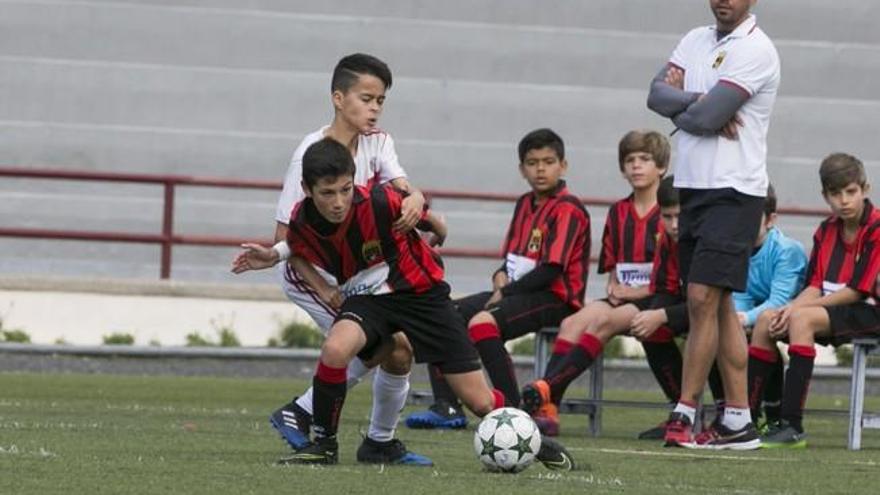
left=0, top=167, right=831, bottom=279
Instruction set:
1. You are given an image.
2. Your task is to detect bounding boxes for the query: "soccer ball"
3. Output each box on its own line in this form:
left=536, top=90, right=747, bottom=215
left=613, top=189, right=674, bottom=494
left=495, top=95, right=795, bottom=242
left=473, top=407, right=542, bottom=473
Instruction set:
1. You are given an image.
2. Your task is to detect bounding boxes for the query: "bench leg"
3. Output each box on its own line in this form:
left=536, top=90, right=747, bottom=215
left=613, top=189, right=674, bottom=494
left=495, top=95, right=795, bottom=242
left=589, top=354, right=604, bottom=437
left=848, top=344, right=868, bottom=451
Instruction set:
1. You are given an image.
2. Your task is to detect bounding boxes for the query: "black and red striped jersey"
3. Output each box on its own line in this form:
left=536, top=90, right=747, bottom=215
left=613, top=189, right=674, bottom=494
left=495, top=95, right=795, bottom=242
left=501, top=180, right=591, bottom=309
left=806, top=200, right=880, bottom=297
left=650, top=229, right=681, bottom=296
left=598, top=195, right=663, bottom=287
left=287, top=184, right=443, bottom=295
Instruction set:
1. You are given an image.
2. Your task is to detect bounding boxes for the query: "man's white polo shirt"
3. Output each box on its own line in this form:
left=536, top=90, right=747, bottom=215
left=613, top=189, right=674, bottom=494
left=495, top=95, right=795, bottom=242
left=669, top=14, right=780, bottom=197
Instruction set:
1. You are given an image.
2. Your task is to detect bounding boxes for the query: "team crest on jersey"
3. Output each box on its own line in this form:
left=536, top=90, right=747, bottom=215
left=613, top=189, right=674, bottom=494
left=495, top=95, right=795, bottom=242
left=362, top=240, right=383, bottom=263
left=527, top=228, right=543, bottom=253
left=712, top=51, right=727, bottom=69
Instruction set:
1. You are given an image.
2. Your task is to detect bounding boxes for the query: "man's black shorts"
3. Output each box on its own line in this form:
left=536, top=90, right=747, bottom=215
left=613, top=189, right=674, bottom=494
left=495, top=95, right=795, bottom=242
left=336, top=282, right=480, bottom=373
left=454, top=290, right=574, bottom=341
left=822, top=302, right=880, bottom=347
left=678, top=187, right=764, bottom=292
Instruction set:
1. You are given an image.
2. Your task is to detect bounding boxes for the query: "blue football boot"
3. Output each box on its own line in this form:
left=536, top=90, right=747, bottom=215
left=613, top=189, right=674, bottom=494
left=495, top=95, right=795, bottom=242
left=404, top=400, right=467, bottom=429
left=269, top=399, right=312, bottom=450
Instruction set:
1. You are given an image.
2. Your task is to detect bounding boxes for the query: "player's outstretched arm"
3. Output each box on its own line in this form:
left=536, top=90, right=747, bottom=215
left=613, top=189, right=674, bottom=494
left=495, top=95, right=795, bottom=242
left=231, top=243, right=279, bottom=273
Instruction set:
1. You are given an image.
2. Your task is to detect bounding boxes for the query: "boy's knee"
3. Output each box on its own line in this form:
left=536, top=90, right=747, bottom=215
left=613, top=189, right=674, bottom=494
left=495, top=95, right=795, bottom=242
left=469, top=311, right=496, bottom=327
left=559, top=313, right=587, bottom=340
left=381, top=333, right=413, bottom=375
left=321, top=338, right=352, bottom=368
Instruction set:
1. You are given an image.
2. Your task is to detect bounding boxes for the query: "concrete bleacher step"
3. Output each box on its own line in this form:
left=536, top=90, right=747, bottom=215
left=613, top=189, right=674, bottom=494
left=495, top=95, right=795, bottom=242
left=39, top=0, right=880, bottom=45
left=2, top=57, right=878, bottom=163
left=3, top=1, right=879, bottom=100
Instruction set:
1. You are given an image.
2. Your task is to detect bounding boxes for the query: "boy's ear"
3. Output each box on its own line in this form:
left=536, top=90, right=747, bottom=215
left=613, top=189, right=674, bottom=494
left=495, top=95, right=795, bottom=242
left=518, top=162, right=527, bottom=179
left=331, top=89, right=345, bottom=111
left=766, top=212, right=778, bottom=228
left=864, top=182, right=872, bottom=194
left=301, top=180, right=312, bottom=198
left=560, top=158, right=569, bottom=173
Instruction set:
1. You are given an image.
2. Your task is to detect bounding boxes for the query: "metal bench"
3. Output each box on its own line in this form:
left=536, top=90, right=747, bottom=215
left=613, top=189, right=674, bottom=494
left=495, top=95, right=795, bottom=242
left=848, top=337, right=880, bottom=450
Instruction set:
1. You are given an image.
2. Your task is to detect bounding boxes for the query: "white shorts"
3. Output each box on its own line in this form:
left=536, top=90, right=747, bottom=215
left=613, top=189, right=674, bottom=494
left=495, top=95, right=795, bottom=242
left=276, top=263, right=338, bottom=333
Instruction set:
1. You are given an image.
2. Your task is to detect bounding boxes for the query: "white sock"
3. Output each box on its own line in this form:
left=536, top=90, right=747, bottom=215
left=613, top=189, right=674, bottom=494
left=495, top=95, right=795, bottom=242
left=367, top=368, right=410, bottom=442
left=347, top=358, right=372, bottom=389
left=295, top=358, right=374, bottom=415
left=673, top=402, right=697, bottom=424
left=721, top=406, right=751, bottom=431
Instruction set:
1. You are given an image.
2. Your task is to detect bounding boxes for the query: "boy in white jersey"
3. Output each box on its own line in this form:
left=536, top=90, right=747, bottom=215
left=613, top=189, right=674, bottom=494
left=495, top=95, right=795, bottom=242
left=232, top=53, right=431, bottom=465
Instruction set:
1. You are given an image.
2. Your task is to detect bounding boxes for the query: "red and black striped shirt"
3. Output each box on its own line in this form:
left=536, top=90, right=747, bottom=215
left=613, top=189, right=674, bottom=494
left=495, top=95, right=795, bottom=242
left=598, top=195, right=662, bottom=284
left=501, top=180, right=591, bottom=309
left=806, top=200, right=880, bottom=296
left=287, top=184, right=443, bottom=294
left=650, top=229, right=681, bottom=296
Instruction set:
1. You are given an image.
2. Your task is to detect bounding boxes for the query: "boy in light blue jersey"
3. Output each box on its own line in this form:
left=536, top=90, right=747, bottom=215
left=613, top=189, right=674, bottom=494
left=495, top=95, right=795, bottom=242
left=736, top=185, right=808, bottom=426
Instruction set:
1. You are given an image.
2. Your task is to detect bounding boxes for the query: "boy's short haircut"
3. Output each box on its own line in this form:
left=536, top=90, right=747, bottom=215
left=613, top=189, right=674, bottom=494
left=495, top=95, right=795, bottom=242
left=302, top=138, right=357, bottom=189
left=820, top=152, right=867, bottom=193
left=657, top=175, right=679, bottom=208
left=764, top=183, right=777, bottom=216
left=331, top=53, right=393, bottom=93
left=618, top=130, right=670, bottom=172
left=518, top=128, right=565, bottom=163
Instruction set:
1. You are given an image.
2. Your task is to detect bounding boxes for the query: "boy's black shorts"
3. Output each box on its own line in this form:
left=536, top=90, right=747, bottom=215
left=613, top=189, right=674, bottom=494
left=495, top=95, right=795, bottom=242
left=822, top=302, right=880, bottom=347
left=336, top=282, right=480, bottom=374
left=454, top=290, right=574, bottom=341
left=678, top=188, right=764, bottom=292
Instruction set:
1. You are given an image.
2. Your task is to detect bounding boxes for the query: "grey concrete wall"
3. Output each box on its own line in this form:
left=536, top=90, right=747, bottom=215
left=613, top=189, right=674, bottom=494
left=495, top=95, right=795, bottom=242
left=1, top=0, right=877, bottom=293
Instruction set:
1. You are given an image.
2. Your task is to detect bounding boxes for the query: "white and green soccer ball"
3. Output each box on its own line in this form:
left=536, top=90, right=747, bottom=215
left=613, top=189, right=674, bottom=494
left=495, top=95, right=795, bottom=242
left=473, top=407, right=542, bottom=473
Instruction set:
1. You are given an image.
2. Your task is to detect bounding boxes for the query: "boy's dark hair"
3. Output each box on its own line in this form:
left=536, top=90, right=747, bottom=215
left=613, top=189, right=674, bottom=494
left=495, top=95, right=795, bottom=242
left=302, top=138, right=356, bottom=189
left=819, top=152, right=867, bottom=193
left=764, top=183, right=777, bottom=216
left=657, top=175, right=679, bottom=208
left=331, top=53, right=393, bottom=93
left=518, top=128, right=565, bottom=163
left=618, top=130, right=670, bottom=173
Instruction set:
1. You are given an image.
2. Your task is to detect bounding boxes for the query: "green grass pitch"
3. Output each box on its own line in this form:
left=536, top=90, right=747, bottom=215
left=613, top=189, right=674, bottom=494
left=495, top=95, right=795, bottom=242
left=2, top=372, right=879, bottom=495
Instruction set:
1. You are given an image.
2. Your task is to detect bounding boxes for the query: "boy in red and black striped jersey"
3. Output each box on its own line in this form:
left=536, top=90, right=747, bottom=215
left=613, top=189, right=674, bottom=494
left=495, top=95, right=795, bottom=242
left=517, top=131, right=668, bottom=435
left=747, top=153, right=880, bottom=448
left=522, top=175, right=685, bottom=436
left=405, top=129, right=591, bottom=433
left=259, top=138, right=576, bottom=468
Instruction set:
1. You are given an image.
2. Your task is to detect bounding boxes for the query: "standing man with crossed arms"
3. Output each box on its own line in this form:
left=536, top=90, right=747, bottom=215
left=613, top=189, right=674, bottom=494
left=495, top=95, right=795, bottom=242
left=647, top=0, right=780, bottom=449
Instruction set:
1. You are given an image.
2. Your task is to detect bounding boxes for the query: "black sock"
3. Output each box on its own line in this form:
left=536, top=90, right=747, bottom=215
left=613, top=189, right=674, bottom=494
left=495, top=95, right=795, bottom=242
left=313, top=362, right=348, bottom=439
left=470, top=323, right=520, bottom=406
left=545, top=337, right=576, bottom=378
left=428, top=364, right=460, bottom=409
left=781, top=345, right=816, bottom=433
left=545, top=352, right=567, bottom=378
left=747, top=346, right=778, bottom=422
left=642, top=340, right=683, bottom=403
left=546, top=333, right=602, bottom=404
left=763, top=353, right=784, bottom=422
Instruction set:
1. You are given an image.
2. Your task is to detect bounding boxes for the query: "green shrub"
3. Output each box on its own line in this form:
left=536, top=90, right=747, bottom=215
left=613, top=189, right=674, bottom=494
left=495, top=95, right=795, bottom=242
left=278, top=320, right=323, bottom=349
left=217, top=327, right=240, bottom=347
left=185, top=332, right=214, bottom=347
left=103, top=333, right=135, bottom=345
left=2, top=329, right=31, bottom=343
